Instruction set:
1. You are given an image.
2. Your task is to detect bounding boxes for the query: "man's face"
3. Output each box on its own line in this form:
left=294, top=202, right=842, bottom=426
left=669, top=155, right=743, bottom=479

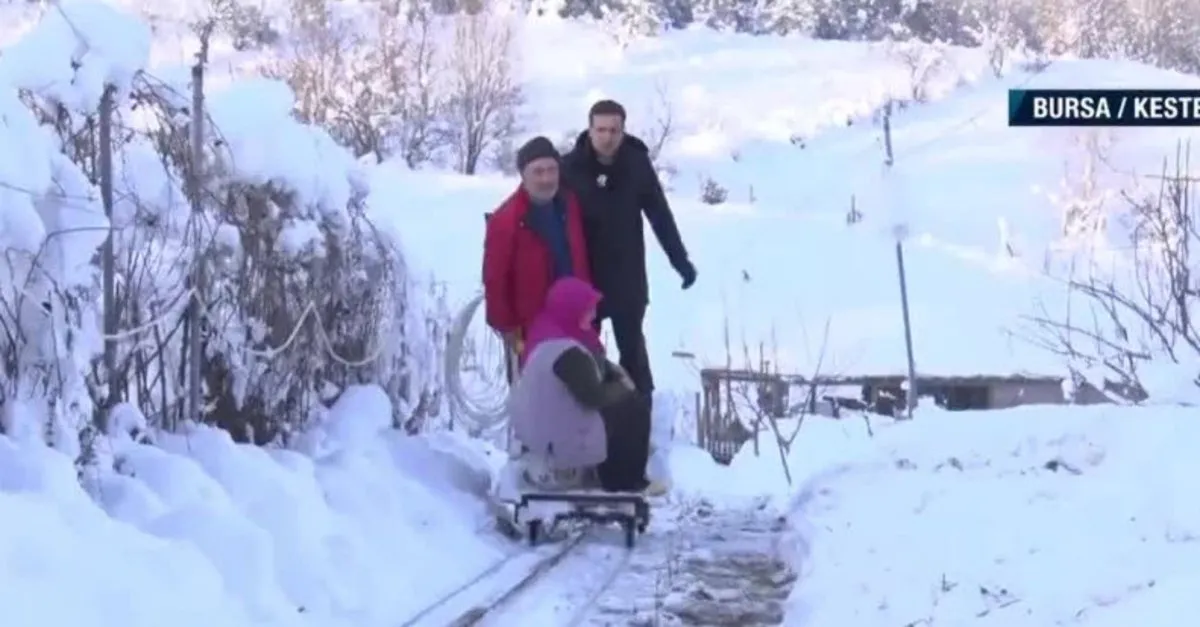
left=521, top=156, right=559, bottom=201
left=588, top=113, right=624, bottom=159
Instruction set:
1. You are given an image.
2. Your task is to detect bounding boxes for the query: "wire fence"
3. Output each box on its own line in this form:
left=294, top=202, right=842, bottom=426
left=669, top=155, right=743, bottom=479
left=1, top=15, right=446, bottom=446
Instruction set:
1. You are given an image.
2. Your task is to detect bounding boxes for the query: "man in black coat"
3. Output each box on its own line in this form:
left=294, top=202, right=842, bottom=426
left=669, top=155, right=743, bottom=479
left=561, top=99, right=697, bottom=492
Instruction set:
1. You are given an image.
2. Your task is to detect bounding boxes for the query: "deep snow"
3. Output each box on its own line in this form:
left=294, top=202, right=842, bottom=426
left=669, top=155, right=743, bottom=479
left=2, top=3, right=1199, bottom=627
left=784, top=406, right=1200, bottom=626
left=1, top=386, right=514, bottom=627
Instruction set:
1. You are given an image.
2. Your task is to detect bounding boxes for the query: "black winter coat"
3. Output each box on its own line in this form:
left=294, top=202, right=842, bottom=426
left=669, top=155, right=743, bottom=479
left=561, top=132, right=691, bottom=316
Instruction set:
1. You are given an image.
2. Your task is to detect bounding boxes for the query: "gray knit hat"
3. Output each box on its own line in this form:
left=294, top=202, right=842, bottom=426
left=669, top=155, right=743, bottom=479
left=516, top=136, right=559, bottom=172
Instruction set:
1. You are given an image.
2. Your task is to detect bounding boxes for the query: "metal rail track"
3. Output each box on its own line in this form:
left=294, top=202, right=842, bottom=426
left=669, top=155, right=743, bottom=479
left=399, top=529, right=591, bottom=626
left=555, top=544, right=633, bottom=627
left=401, top=524, right=633, bottom=627
left=449, top=531, right=593, bottom=626
left=469, top=531, right=634, bottom=627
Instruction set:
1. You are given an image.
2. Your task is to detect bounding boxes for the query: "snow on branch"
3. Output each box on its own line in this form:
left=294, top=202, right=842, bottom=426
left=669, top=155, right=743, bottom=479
left=1020, top=141, right=1200, bottom=405
left=0, top=0, right=443, bottom=461
left=0, top=0, right=151, bottom=457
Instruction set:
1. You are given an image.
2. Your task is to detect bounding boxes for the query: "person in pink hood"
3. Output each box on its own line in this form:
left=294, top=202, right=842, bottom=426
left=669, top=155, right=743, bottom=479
left=506, top=277, right=637, bottom=491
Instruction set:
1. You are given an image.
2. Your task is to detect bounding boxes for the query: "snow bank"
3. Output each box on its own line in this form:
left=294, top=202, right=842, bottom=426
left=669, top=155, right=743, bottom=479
left=0, top=4, right=504, bottom=624
left=0, top=436, right=246, bottom=627
left=657, top=409, right=887, bottom=509
left=3, top=385, right=506, bottom=627
left=786, top=405, right=1200, bottom=626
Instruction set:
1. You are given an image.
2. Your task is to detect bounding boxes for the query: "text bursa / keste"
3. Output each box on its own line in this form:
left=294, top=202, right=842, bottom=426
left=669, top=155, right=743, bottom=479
left=1008, top=89, right=1200, bottom=127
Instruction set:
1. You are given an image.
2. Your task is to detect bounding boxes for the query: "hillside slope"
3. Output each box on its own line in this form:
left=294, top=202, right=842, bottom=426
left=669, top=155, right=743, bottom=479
left=2, top=5, right=1198, bottom=626
left=386, top=23, right=1200, bottom=388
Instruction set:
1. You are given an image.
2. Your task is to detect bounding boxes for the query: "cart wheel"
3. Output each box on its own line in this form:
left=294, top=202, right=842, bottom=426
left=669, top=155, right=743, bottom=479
left=637, top=522, right=647, bottom=534
left=623, top=520, right=636, bottom=548
left=527, top=519, right=542, bottom=546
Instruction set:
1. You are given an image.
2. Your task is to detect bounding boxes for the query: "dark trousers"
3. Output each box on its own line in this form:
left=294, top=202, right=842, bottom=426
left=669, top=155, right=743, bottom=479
left=594, top=306, right=654, bottom=394
left=594, top=306, right=653, bottom=491
left=597, top=393, right=651, bottom=492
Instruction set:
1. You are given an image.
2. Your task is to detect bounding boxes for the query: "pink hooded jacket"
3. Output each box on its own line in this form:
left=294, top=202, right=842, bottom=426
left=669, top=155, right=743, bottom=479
left=507, top=278, right=608, bottom=469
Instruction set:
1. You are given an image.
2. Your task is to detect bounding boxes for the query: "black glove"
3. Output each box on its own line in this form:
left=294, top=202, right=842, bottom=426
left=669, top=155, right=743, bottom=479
left=678, top=260, right=697, bottom=289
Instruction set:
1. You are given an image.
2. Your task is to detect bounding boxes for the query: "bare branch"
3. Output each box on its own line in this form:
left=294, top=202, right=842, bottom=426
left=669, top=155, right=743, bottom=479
left=1021, top=140, right=1200, bottom=403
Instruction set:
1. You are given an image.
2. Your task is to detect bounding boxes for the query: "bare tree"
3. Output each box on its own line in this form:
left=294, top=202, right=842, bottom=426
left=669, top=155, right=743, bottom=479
left=640, top=79, right=675, bottom=163
left=394, top=6, right=449, bottom=168
left=889, top=39, right=947, bottom=103
left=263, top=0, right=455, bottom=166
left=267, top=0, right=357, bottom=130
left=1023, top=142, right=1200, bottom=403
left=445, top=6, right=523, bottom=175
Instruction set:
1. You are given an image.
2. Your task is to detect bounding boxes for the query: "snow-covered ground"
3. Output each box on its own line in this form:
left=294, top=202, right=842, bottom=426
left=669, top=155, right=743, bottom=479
left=389, top=22, right=1200, bottom=386
left=784, top=406, right=1199, bottom=627
left=2, top=2, right=1199, bottom=626
left=2, top=383, right=514, bottom=627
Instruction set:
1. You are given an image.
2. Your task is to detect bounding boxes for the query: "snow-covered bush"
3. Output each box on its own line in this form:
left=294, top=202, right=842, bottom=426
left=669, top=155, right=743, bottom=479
left=210, top=0, right=282, bottom=51
left=887, top=39, right=949, bottom=104
left=700, top=176, right=728, bottom=205
left=554, top=0, right=1200, bottom=77
left=0, top=1, right=446, bottom=459
left=0, top=0, right=147, bottom=458
left=174, top=75, right=439, bottom=444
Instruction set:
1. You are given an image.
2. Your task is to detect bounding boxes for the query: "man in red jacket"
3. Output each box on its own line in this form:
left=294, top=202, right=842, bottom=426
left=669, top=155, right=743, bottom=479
left=483, top=136, right=592, bottom=369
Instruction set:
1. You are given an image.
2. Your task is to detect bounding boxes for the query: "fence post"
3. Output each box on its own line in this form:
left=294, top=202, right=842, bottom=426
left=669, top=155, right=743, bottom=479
left=881, top=100, right=918, bottom=419
left=185, top=27, right=213, bottom=426
left=99, top=86, right=118, bottom=413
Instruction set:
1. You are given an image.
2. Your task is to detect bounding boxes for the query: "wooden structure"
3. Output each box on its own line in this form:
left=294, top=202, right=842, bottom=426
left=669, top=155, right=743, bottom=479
left=697, top=368, right=779, bottom=465
left=695, top=367, right=1066, bottom=465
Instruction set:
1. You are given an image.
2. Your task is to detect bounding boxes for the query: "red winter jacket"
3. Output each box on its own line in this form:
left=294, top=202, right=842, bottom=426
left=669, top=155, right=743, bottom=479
left=482, top=187, right=592, bottom=338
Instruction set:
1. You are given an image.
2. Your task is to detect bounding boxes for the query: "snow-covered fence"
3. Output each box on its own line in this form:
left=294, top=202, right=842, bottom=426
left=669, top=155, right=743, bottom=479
left=0, top=0, right=444, bottom=458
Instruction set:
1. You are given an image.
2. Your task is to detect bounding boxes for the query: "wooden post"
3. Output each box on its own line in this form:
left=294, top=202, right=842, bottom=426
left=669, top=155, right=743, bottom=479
left=882, top=99, right=918, bottom=420
left=99, top=86, right=118, bottom=413
left=184, top=26, right=213, bottom=427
